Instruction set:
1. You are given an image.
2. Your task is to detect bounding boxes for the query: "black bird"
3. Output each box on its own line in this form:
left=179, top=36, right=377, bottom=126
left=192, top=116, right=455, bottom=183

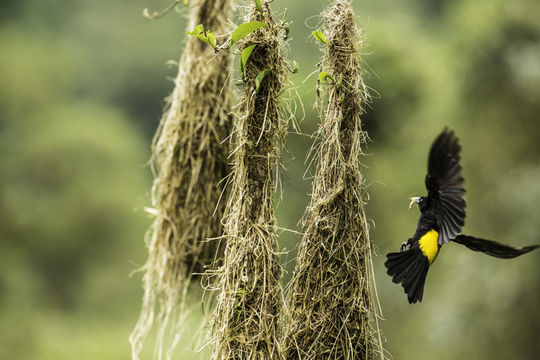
left=385, top=128, right=539, bottom=304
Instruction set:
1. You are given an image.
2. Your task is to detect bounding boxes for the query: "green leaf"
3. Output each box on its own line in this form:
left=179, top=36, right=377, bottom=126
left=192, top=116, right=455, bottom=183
left=240, top=44, right=257, bottom=75
left=319, top=71, right=336, bottom=84
left=255, top=69, right=272, bottom=91
left=186, top=24, right=204, bottom=36
left=186, top=24, right=218, bottom=50
left=254, top=0, right=263, bottom=13
left=312, top=29, right=328, bottom=45
left=230, top=21, right=267, bottom=47
left=207, top=32, right=217, bottom=49
left=199, top=36, right=213, bottom=48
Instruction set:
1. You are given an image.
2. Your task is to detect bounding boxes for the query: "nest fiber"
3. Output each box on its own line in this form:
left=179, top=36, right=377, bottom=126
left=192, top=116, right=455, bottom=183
left=130, top=0, right=234, bottom=358
left=284, top=1, right=384, bottom=359
left=209, top=2, right=289, bottom=360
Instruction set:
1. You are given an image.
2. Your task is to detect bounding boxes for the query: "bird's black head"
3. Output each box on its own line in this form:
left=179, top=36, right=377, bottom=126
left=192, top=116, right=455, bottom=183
left=409, top=196, right=428, bottom=212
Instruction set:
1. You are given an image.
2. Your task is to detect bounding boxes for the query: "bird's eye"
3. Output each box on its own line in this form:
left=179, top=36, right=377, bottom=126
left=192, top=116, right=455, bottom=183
left=418, top=198, right=423, bottom=202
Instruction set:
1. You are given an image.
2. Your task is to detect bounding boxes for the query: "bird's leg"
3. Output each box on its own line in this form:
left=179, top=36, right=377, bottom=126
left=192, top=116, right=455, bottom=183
left=400, top=238, right=413, bottom=251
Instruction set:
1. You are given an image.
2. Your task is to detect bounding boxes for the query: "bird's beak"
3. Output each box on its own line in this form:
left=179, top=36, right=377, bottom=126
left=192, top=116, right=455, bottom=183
left=409, top=197, right=420, bottom=209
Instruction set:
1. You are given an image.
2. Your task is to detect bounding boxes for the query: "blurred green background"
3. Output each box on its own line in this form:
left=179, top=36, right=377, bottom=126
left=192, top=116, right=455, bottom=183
left=2, top=0, right=539, bottom=359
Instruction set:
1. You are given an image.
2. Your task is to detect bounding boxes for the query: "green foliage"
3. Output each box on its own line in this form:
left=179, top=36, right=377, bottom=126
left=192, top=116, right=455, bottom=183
left=229, top=21, right=267, bottom=47
left=187, top=21, right=267, bottom=72
left=254, top=0, right=263, bottom=13
left=187, top=18, right=270, bottom=90
left=0, top=12, right=157, bottom=360
left=312, top=28, right=328, bottom=45
left=318, top=71, right=336, bottom=85
left=186, top=24, right=218, bottom=50
left=240, top=44, right=257, bottom=79
left=255, top=68, right=272, bottom=91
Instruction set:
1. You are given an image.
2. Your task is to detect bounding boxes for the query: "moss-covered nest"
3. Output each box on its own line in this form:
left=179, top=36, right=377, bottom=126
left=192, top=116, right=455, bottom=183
left=283, top=1, right=385, bottom=359
left=208, top=1, right=291, bottom=359
left=130, top=0, right=234, bottom=358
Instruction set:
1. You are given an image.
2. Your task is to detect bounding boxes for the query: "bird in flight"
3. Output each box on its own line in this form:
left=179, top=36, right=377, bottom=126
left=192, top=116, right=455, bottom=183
left=385, top=128, right=539, bottom=303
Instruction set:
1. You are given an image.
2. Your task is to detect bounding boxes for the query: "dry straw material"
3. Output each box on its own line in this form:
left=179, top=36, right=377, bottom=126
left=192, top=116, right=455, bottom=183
left=130, top=0, right=234, bottom=359
left=208, top=2, right=290, bottom=360
left=284, top=1, right=384, bottom=359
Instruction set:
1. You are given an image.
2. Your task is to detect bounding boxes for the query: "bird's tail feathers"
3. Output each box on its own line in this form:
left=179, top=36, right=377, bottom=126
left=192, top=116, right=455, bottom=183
left=453, top=234, right=540, bottom=259
left=385, top=248, right=430, bottom=304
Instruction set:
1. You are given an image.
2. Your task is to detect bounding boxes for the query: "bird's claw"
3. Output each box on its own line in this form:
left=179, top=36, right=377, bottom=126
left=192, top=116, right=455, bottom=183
left=400, top=238, right=413, bottom=251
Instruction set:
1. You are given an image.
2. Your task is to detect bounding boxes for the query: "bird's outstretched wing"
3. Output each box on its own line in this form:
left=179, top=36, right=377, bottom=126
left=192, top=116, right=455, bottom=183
left=452, top=235, right=540, bottom=258
left=425, top=128, right=466, bottom=244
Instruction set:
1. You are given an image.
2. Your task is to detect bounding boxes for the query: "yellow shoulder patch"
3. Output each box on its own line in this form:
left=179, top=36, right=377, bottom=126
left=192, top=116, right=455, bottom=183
left=418, top=230, right=439, bottom=264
